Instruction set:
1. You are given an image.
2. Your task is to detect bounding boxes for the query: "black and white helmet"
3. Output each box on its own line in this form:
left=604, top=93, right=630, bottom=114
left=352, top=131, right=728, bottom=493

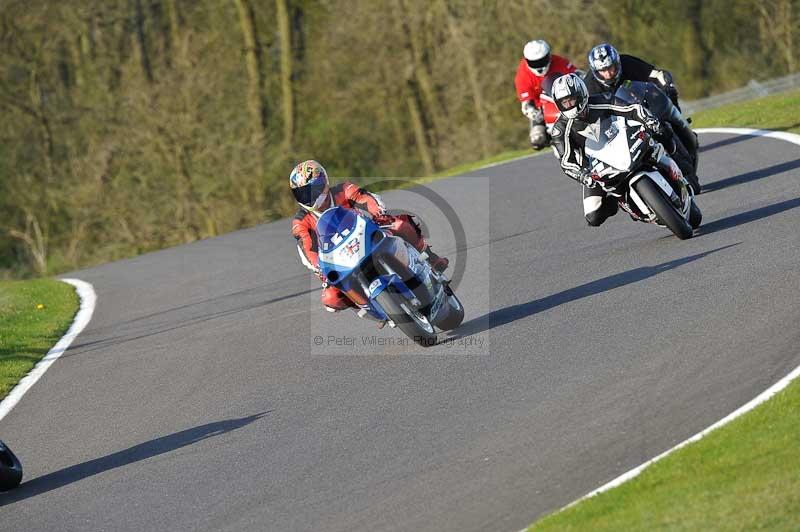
left=588, top=43, right=621, bottom=89
left=523, top=39, right=551, bottom=76
left=552, top=73, right=588, bottom=119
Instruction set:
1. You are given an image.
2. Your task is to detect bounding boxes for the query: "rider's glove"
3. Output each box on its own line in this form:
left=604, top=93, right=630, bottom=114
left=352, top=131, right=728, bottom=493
left=577, top=169, right=598, bottom=188
left=372, top=213, right=395, bottom=227
left=521, top=101, right=538, bottom=121
left=644, top=116, right=662, bottom=135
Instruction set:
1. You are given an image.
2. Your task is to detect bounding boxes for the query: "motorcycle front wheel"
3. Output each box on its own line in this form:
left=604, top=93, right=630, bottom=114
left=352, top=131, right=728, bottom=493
left=433, top=287, right=465, bottom=331
left=375, top=288, right=438, bottom=347
left=634, top=177, right=694, bottom=239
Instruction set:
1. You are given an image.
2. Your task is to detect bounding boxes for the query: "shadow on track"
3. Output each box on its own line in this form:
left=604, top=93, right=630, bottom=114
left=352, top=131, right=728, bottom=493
left=698, top=196, right=800, bottom=235
left=0, top=412, right=269, bottom=505
left=702, top=158, right=800, bottom=193
left=451, top=244, right=739, bottom=338
left=66, top=287, right=317, bottom=357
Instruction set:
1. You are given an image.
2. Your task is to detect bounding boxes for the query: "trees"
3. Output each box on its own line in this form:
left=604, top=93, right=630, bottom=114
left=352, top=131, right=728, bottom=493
left=1, top=0, right=797, bottom=276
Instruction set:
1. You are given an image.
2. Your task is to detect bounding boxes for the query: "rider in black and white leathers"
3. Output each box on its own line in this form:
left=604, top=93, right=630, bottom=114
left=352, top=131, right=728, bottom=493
left=551, top=92, right=677, bottom=227
left=584, top=43, right=699, bottom=187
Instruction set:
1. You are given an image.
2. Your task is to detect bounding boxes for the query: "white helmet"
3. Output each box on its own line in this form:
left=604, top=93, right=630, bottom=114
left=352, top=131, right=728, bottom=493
left=552, top=73, right=589, bottom=120
left=523, top=40, right=551, bottom=76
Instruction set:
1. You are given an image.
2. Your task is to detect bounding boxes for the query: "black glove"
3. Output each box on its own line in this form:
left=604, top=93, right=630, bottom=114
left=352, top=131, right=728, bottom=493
left=577, top=169, right=597, bottom=188
left=644, top=116, right=662, bottom=135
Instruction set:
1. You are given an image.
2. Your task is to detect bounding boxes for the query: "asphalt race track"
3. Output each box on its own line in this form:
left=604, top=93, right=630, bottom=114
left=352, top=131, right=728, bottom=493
left=2, top=132, right=799, bottom=531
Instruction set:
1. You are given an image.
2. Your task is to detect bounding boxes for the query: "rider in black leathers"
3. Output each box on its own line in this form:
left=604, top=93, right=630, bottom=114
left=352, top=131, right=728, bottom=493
left=549, top=73, right=685, bottom=227
left=583, top=43, right=700, bottom=192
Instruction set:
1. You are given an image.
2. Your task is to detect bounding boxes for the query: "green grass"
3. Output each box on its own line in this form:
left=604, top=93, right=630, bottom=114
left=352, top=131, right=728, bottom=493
left=530, top=382, right=800, bottom=531
left=525, top=89, right=800, bottom=531
left=0, top=280, right=79, bottom=400
left=690, top=89, right=800, bottom=134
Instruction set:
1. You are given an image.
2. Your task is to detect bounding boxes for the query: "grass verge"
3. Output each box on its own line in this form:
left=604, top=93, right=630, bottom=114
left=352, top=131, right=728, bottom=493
left=0, top=279, right=79, bottom=400
left=690, top=89, right=800, bottom=134
left=526, top=88, right=800, bottom=530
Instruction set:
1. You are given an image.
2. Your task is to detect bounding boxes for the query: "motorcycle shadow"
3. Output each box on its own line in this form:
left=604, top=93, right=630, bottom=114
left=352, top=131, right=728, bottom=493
left=0, top=412, right=269, bottom=506
left=451, top=244, right=739, bottom=338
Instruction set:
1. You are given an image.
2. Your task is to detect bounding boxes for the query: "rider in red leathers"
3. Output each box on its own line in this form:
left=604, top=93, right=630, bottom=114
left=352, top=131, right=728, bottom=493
left=514, top=39, right=577, bottom=149
left=289, top=160, right=448, bottom=321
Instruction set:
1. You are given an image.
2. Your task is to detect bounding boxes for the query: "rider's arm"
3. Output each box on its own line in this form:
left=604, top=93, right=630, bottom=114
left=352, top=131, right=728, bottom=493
left=587, top=100, right=656, bottom=127
left=551, top=120, right=589, bottom=182
left=515, top=60, right=540, bottom=109
left=291, top=218, right=322, bottom=277
left=620, top=54, right=658, bottom=81
left=342, top=181, right=386, bottom=217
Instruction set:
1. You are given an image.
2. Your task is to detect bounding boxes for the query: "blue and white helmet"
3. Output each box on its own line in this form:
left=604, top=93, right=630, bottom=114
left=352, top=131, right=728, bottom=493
left=588, top=43, right=621, bottom=89
left=552, top=73, right=588, bottom=120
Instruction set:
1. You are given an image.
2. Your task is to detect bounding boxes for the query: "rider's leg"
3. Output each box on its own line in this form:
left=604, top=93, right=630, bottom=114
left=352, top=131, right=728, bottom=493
left=321, top=285, right=357, bottom=312
left=584, top=186, right=618, bottom=227
left=667, top=105, right=698, bottom=168
left=384, top=214, right=449, bottom=273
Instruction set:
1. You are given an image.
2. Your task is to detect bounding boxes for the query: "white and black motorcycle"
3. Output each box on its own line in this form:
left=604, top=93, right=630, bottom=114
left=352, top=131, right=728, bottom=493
left=584, top=113, right=702, bottom=239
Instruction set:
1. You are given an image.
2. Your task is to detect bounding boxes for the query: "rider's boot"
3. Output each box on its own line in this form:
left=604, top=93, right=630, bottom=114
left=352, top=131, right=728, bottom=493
left=356, top=308, right=388, bottom=329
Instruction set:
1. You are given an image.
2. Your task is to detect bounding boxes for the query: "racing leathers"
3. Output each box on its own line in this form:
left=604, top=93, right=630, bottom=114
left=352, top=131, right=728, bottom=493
left=291, top=182, right=443, bottom=312
left=550, top=94, right=683, bottom=227
left=515, top=54, right=576, bottom=148
left=583, top=54, right=698, bottom=178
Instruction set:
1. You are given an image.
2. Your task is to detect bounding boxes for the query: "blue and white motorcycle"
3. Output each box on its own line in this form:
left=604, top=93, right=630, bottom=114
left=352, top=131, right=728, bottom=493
left=317, top=206, right=464, bottom=347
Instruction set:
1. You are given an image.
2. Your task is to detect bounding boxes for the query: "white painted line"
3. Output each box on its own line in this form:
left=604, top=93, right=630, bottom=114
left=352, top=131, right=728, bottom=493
left=540, top=127, right=800, bottom=521
left=566, top=362, right=800, bottom=509
left=695, top=127, right=800, bottom=146
left=0, top=278, right=96, bottom=422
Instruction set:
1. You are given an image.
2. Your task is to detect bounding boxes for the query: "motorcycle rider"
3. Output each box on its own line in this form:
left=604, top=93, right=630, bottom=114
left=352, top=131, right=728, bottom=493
left=583, top=43, right=700, bottom=190
left=515, top=39, right=577, bottom=149
left=290, top=160, right=449, bottom=321
left=550, top=73, right=686, bottom=227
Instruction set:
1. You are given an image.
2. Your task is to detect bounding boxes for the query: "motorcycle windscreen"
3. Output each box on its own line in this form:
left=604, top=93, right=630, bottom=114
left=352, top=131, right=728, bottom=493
left=615, top=80, right=671, bottom=118
left=318, top=209, right=369, bottom=273
left=584, top=116, right=633, bottom=171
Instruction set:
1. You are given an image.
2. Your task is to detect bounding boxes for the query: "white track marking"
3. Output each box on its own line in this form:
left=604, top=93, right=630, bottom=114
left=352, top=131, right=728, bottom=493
left=528, top=127, right=800, bottom=526
left=694, top=127, right=800, bottom=147
left=0, top=278, right=96, bottom=422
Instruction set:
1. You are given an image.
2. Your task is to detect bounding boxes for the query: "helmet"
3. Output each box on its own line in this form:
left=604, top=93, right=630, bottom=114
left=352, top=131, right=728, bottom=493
left=523, top=40, right=551, bottom=76
left=588, top=43, right=621, bottom=89
left=552, top=73, right=589, bottom=120
left=289, top=160, right=330, bottom=211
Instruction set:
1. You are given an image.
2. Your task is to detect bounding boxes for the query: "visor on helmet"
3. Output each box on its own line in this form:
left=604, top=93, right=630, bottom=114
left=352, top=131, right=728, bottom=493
left=292, top=182, right=327, bottom=207
left=526, top=53, right=551, bottom=71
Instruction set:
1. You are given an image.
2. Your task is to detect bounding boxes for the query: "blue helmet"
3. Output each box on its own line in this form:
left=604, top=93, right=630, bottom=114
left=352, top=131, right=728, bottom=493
left=588, top=44, right=621, bottom=89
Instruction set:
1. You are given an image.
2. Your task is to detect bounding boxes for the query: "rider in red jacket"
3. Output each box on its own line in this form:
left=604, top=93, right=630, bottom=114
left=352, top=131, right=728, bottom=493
left=514, top=39, right=576, bottom=148
left=290, top=160, right=449, bottom=319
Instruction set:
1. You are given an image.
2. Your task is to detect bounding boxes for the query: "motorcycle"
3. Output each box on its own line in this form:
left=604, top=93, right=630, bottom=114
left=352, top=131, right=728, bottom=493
left=583, top=113, right=702, bottom=239
left=0, top=439, right=23, bottom=491
left=317, top=206, right=464, bottom=347
left=614, top=80, right=700, bottom=192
